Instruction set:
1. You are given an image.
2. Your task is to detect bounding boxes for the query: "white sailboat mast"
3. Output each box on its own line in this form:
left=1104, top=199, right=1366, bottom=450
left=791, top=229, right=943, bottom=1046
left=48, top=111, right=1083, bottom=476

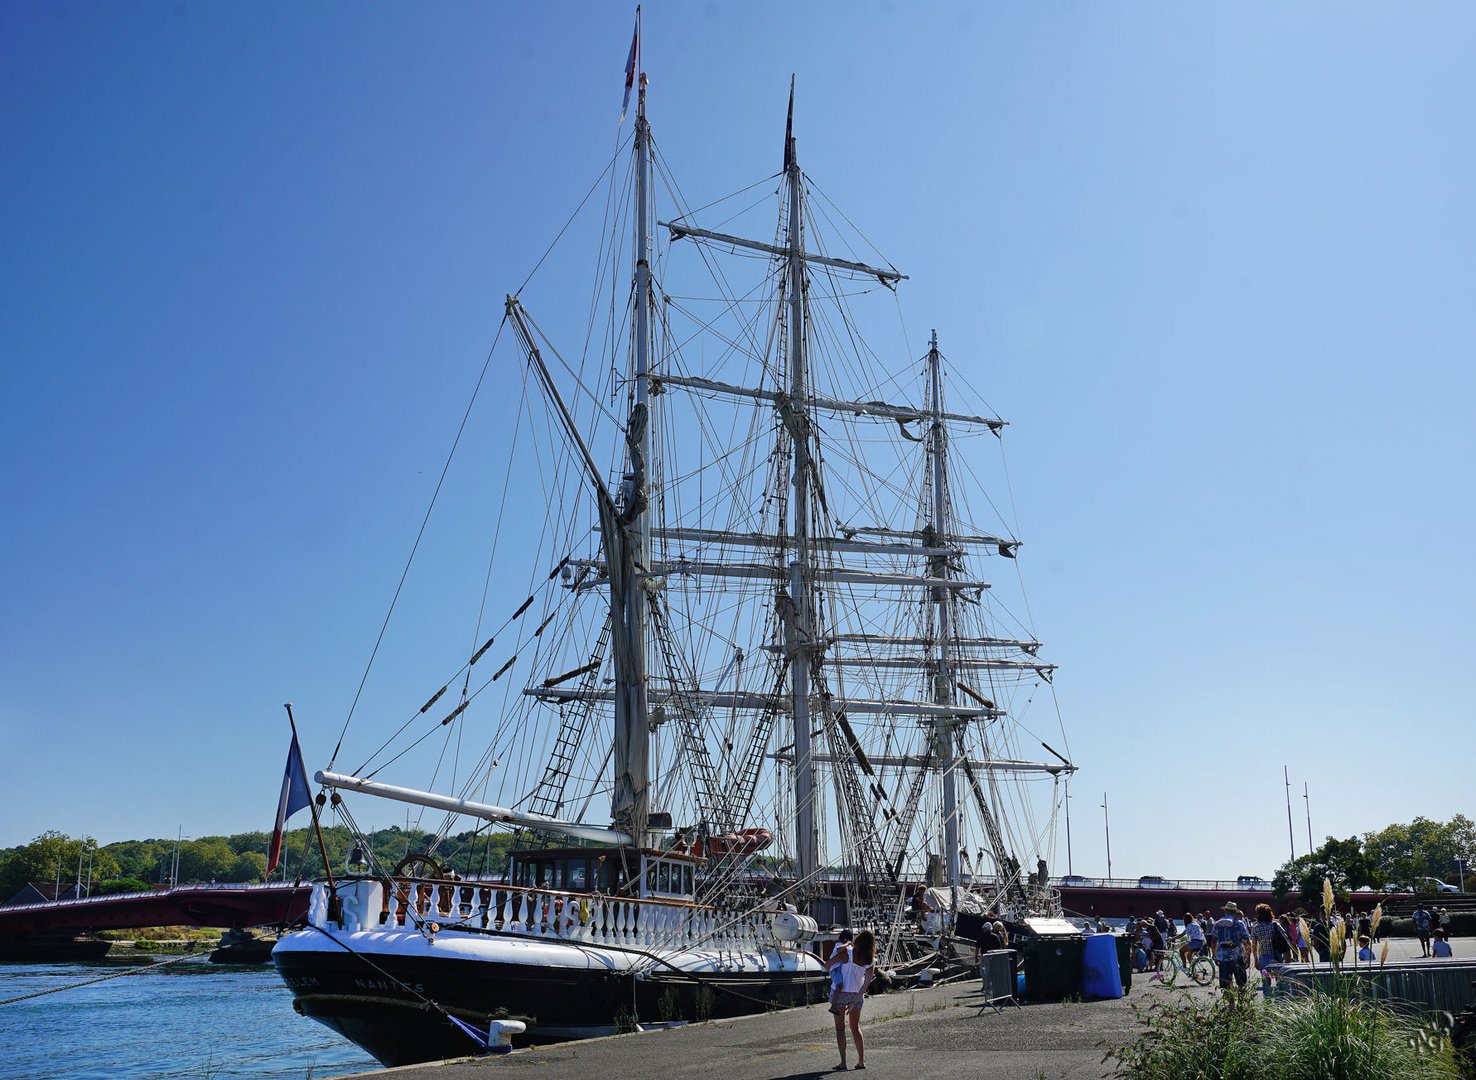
left=783, top=81, right=819, bottom=886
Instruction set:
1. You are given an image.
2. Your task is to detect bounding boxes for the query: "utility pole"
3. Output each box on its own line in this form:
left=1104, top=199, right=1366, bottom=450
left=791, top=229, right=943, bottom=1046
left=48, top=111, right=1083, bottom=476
left=1101, top=792, right=1113, bottom=880
left=1284, top=766, right=1296, bottom=862
left=1303, top=781, right=1313, bottom=854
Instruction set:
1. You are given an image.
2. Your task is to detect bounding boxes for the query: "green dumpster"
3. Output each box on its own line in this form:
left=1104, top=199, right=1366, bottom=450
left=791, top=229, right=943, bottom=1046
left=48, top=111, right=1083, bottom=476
left=1019, top=936, right=1085, bottom=1001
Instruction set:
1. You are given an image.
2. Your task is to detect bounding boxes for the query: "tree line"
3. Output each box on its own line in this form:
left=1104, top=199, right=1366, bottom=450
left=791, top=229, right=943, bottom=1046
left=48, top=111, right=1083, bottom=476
left=1272, top=814, right=1474, bottom=903
left=0, top=825, right=523, bottom=900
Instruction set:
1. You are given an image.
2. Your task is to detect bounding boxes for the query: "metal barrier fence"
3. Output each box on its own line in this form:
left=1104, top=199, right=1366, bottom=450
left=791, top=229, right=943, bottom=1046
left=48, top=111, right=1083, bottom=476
left=1277, top=960, right=1476, bottom=1015
left=978, top=949, right=1017, bottom=1013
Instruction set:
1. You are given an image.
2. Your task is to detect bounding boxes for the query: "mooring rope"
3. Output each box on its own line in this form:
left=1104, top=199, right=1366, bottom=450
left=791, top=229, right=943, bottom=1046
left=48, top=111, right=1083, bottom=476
left=0, top=949, right=202, bottom=1006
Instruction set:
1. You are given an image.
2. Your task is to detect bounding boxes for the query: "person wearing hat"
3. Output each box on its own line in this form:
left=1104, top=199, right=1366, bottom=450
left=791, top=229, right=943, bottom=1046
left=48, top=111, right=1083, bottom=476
left=1212, top=902, right=1252, bottom=989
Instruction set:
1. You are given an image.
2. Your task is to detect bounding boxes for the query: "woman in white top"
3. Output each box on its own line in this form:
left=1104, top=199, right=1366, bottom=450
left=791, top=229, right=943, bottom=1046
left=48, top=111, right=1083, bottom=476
left=829, top=928, right=875, bottom=1070
left=826, top=929, right=853, bottom=1009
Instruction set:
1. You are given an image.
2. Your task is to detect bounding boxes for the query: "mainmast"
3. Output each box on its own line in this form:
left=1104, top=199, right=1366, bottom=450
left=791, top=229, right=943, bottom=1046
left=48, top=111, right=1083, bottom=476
left=782, top=80, right=819, bottom=886
left=925, top=331, right=962, bottom=896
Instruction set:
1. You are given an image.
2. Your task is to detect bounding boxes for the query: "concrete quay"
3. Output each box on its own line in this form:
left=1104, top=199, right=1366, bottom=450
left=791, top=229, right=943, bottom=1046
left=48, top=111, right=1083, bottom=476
left=328, top=979, right=1145, bottom=1080
left=325, top=937, right=1466, bottom=1080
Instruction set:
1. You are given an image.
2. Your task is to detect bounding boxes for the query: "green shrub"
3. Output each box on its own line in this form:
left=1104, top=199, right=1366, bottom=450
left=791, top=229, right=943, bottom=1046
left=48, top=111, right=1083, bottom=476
left=91, top=878, right=154, bottom=896
left=1106, top=987, right=1261, bottom=1079
left=1256, top=986, right=1462, bottom=1080
left=1108, top=984, right=1465, bottom=1080
left=1379, top=913, right=1476, bottom=939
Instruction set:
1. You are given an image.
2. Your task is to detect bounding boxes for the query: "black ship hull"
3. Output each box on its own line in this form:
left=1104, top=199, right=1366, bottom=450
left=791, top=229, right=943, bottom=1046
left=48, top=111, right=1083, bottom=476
left=274, top=938, right=828, bottom=1067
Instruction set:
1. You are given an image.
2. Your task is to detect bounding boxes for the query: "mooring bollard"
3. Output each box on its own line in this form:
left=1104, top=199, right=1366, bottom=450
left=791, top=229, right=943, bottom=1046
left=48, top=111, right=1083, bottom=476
left=486, top=1019, right=526, bottom=1054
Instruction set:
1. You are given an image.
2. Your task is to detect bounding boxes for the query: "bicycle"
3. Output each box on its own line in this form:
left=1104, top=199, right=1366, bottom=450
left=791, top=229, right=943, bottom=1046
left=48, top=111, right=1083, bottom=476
left=1146, top=947, right=1216, bottom=988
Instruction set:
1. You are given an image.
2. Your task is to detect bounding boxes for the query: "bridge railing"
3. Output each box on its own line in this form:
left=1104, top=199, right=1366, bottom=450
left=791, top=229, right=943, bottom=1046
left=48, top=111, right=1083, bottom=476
left=1053, top=877, right=1281, bottom=891
left=0, top=881, right=305, bottom=914
left=320, top=877, right=789, bottom=953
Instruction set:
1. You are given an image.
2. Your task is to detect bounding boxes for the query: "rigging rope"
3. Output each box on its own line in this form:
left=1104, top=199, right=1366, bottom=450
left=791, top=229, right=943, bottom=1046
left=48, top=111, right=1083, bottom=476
left=328, top=316, right=510, bottom=772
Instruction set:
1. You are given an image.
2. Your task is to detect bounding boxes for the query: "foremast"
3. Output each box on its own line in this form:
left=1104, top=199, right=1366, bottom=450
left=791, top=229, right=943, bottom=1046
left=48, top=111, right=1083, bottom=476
left=614, top=50, right=655, bottom=846
left=502, top=54, right=657, bottom=848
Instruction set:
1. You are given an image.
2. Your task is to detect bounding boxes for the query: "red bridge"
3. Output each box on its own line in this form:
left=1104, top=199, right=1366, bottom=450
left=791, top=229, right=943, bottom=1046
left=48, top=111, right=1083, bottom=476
left=0, top=876, right=1427, bottom=937
left=0, top=882, right=310, bottom=935
left=1055, top=877, right=1406, bottom=920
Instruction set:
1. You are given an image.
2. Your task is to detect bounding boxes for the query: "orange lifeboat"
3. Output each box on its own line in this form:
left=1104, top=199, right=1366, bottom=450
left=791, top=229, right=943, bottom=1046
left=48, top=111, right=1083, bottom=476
left=704, top=827, right=774, bottom=858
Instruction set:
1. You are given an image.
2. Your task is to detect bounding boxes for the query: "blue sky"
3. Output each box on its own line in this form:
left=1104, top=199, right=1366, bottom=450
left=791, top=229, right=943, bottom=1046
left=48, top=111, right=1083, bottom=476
left=2, top=1, right=1472, bottom=881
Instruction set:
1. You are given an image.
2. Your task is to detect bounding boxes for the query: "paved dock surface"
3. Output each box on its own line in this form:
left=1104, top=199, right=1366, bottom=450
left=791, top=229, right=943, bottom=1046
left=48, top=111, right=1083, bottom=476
left=327, top=938, right=1453, bottom=1080
left=329, top=980, right=1145, bottom=1080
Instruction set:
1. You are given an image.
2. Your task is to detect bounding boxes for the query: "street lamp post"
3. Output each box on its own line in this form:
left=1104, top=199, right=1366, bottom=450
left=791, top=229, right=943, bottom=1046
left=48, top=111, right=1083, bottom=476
left=1303, top=781, right=1313, bottom=854
left=1284, top=766, right=1296, bottom=862
left=1101, top=792, right=1113, bottom=880
left=1064, top=782, right=1074, bottom=877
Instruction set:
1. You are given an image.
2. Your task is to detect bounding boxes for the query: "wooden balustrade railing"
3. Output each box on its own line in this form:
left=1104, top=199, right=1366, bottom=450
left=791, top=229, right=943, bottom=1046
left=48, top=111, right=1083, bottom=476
left=313, top=878, right=780, bottom=951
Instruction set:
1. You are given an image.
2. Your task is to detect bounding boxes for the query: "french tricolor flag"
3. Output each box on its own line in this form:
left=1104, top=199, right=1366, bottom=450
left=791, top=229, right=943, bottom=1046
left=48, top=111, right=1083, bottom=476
left=619, top=11, right=639, bottom=123
left=266, top=732, right=312, bottom=876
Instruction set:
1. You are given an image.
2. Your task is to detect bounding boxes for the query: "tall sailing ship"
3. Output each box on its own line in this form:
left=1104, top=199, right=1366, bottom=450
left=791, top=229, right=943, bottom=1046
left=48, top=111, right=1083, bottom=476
left=273, top=30, right=1075, bottom=1068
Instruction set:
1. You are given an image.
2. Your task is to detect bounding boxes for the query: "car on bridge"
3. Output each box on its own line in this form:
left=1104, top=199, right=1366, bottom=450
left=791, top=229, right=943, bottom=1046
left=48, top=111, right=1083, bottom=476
left=1236, top=875, right=1273, bottom=890
left=1426, top=878, right=1460, bottom=893
left=1059, top=875, right=1096, bottom=886
left=1137, top=875, right=1175, bottom=888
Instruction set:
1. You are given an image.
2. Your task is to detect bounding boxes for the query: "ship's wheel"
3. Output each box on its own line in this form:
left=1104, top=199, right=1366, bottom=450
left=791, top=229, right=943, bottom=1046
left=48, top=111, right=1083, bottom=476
left=392, top=853, right=446, bottom=880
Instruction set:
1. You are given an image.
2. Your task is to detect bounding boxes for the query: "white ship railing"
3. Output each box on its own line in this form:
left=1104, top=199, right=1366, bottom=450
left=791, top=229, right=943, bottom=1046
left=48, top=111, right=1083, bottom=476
left=313, top=878, right=790, bottom=952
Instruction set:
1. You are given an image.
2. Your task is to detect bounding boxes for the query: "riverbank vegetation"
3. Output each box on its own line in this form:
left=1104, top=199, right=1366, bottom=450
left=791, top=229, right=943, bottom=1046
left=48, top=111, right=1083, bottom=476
left=1272, top=815, right=1473, bottom=903
left=0, top=825, right=521, bottom=898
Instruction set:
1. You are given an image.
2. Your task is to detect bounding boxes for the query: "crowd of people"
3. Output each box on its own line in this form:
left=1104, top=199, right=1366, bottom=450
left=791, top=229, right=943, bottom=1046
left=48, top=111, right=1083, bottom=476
left=1129, top=899, right=1459, bottom=989
left=819, top=892, right=1462, bottom=1069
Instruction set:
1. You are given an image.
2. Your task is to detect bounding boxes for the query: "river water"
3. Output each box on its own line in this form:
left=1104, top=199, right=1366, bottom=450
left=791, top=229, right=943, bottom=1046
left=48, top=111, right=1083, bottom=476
left=0, top=956, right=378, bottom=1079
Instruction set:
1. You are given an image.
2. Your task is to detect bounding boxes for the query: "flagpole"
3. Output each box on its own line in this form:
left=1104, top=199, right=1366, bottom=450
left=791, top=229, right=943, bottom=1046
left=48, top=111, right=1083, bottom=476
left=286, top=703, right=337, bottom=894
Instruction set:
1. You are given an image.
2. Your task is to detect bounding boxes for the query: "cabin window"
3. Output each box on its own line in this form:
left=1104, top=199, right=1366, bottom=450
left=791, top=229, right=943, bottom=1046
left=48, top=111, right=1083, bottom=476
left=537, top=861, right=562, bottom=888
left=682, top=866, right=693, bottom=894
left=656, top=862, right=671, bottom=893
left=601, top=860, right=627, bottom=891
left=567, top=859, right=588, bottom=890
